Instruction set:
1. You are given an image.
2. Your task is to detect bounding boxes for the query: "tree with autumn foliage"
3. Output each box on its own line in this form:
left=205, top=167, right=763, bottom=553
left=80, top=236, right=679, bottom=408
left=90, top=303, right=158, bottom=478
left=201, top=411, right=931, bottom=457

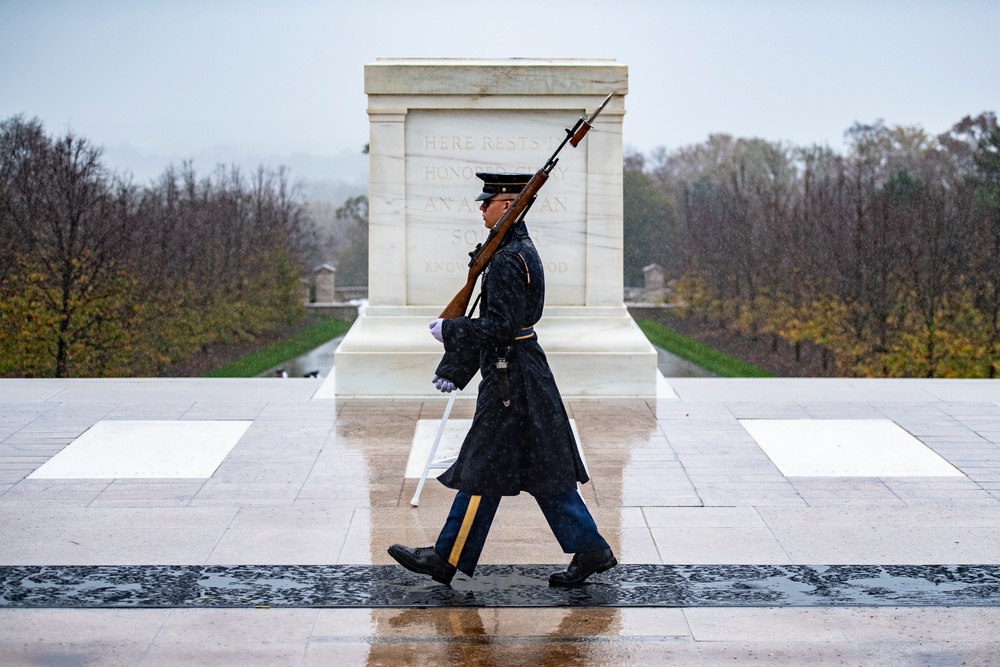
left=0, top=116, right=318, bottom=377
left=636, top=111, right=1000, bottom=377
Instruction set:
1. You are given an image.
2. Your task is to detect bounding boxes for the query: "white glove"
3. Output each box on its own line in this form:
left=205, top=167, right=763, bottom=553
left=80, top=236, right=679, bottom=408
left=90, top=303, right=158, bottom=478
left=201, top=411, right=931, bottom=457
left=432, top=374, right=456, bottom=393
left=429, top=318, right=444, bottom=343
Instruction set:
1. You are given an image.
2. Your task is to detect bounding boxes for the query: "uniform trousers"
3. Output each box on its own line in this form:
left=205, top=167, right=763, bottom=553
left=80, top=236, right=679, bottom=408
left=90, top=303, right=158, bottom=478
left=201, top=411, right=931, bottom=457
left=434, top=489, right=610, bottom=577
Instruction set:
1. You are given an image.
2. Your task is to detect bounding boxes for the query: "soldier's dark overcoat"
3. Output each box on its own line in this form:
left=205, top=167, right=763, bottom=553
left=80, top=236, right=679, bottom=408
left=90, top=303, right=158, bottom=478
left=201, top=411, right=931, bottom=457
left=435, top=223, right=589, bottom=497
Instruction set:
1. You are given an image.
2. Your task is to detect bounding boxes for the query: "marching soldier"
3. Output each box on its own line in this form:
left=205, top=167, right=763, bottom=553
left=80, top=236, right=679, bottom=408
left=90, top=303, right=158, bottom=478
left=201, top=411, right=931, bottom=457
left=388, top=172, right=617, bottom=587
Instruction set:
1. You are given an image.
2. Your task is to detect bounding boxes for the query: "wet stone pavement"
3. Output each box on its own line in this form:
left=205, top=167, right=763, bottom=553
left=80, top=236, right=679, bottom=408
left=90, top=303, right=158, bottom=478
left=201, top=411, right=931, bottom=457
left=3, top=377, right=1000, bottom=665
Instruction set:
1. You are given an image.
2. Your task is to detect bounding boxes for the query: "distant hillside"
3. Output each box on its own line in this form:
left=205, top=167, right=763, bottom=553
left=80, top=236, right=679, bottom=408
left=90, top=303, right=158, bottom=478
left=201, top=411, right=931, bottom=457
left=301, top=179, right=366, bottom=204
left=100, top=143, right=369, bottom=202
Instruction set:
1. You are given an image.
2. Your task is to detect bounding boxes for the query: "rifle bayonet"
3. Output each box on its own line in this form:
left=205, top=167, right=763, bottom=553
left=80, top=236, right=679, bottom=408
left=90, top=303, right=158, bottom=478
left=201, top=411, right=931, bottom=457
left=570, top=92, right=614, bottom=147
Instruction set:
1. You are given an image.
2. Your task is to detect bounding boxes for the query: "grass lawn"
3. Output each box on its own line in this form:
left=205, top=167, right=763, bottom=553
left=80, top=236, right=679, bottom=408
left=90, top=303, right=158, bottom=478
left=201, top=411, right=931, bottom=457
left=637, top=319, right=773, bottom=378
left=203, top=317, right=353, bottom=378
left=203, top=316, right=770, bottom=380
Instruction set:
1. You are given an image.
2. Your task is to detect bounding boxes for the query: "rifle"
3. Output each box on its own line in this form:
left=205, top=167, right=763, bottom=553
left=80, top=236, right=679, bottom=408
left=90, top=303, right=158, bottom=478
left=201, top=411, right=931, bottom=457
left=438, top=93, right=614, bottom=319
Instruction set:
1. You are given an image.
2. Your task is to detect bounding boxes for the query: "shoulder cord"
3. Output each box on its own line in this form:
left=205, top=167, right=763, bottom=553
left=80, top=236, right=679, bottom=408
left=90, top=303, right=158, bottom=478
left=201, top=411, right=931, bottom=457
left=469, top=290, right=483, bottom=317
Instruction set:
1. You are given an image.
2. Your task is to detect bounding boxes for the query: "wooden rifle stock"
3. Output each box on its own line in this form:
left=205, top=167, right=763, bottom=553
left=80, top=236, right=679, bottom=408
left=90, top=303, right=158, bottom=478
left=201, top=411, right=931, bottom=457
left=438, top=93, right=614, bottom=319
left=439, top=171, right=546, bottom=318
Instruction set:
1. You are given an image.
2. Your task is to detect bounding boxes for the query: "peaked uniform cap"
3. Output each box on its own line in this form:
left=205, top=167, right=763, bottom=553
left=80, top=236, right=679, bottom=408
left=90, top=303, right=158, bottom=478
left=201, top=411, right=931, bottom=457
left=475, top=172, right=532, bottom=201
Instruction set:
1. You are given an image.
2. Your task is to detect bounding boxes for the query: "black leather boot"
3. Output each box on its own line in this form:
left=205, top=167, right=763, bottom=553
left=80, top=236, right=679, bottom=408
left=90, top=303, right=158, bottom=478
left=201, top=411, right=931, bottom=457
left=387, top=544, right=457, bottom=585
left=548, top=548, right=617, bottom=587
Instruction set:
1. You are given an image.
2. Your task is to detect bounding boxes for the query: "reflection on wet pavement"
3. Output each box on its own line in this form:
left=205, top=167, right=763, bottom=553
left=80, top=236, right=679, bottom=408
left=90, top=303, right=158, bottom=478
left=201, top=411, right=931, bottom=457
left=366, top=607, right=637, bottom=666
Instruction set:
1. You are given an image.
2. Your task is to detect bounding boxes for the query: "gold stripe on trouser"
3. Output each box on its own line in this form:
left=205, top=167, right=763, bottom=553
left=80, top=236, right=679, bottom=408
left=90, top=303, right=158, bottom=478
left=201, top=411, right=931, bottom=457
left=448, top=495, right=481, bottom=567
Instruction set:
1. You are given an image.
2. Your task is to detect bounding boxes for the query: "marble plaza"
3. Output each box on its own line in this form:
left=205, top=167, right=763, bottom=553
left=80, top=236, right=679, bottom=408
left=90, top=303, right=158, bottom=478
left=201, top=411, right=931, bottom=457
left=4, top=376, right=1000, bottom=664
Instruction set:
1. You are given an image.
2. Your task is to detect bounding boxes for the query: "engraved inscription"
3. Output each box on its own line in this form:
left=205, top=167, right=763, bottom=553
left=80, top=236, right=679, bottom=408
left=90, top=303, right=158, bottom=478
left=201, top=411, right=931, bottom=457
left=424, top=136, right=475, bottom=150
left=451, top=227, right=542, bottom=248
left=424, top=166, right=479, bottom=181
left=423, top=197, right=476, bottom=213
left=423, top=165, right=569, bottom=181
left=482, top=136, right=549, bottom=151
left=404, top=110, right=587, bottom=303
left=537, top=197, right=567, bottom=213
left=426, top=196, right=566, bottom=216
left=424, top=260, right=470, bottom=274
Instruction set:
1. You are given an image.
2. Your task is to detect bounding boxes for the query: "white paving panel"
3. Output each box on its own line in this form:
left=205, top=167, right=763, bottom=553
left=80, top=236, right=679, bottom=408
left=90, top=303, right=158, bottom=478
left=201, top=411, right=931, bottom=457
left=405, top=419, right=470, bottom=479
left=28, top=420, right=252, bottom=479
left=739, top=418, right=965, bottom=477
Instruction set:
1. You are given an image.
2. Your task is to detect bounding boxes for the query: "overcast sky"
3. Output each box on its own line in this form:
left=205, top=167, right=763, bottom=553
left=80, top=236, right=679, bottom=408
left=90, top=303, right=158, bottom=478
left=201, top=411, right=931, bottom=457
left=1, top=0, right=997, bottom=185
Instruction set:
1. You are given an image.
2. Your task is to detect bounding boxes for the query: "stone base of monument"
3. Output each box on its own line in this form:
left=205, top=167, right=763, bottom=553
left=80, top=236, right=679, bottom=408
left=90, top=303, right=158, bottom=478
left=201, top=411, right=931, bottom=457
left=333, top=306, right=657, bottom=397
